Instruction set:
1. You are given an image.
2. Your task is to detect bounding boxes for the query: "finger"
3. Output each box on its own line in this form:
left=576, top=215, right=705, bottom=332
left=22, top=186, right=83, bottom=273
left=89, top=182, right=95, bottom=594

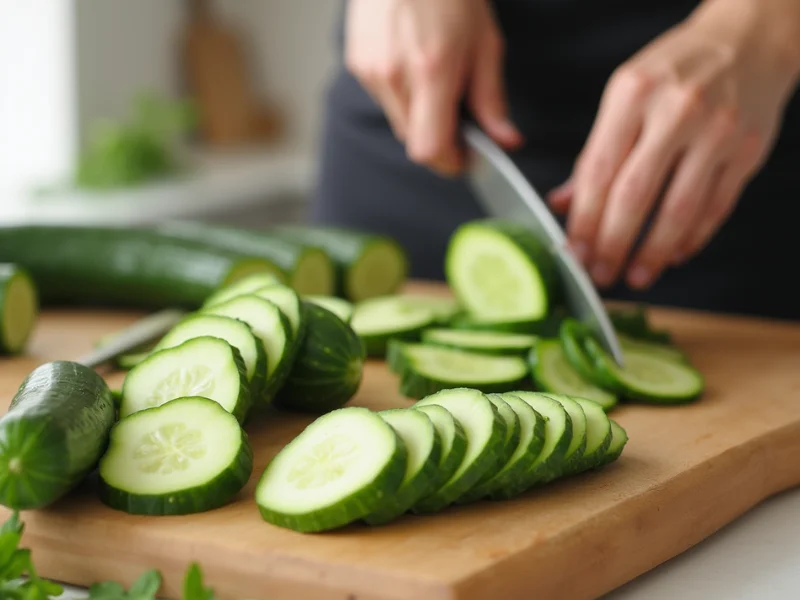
left=467, top=27, right=522, bottom=149
left=373, top=72, right=411, bottom=141
left=547, top=178, right=574, bottom=215
left=625, top=109, right=738, bottom=288
left=589, top=84, right=707, bottom=287
left=566, top=68, right=649, bottom=263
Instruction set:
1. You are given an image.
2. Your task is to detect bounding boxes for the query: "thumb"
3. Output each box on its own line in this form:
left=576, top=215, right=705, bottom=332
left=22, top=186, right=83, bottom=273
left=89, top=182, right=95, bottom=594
left=467, top=28, right=522, bottom=149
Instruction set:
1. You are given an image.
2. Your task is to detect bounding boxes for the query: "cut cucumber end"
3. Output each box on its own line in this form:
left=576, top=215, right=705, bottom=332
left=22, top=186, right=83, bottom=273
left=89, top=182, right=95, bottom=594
left=223, top=259, right=286, bottom=287
left=290, top=248, right=336, bottom=296
left=204, top=272, right=284, bottom=308
left=346, top=239, right=409, bottom=302
left=0, top=266, right=39, bottom=354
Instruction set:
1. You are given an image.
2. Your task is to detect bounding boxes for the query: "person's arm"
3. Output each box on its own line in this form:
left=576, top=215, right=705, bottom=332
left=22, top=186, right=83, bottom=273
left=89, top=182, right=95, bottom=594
left=343, top=0, right=522, bottom=176
left=551, top=0, right=800, bottom=290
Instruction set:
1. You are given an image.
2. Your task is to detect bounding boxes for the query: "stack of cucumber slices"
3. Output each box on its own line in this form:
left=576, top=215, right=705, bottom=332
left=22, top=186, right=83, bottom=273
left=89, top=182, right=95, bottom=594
left=255, top=388, right=628, bottom=533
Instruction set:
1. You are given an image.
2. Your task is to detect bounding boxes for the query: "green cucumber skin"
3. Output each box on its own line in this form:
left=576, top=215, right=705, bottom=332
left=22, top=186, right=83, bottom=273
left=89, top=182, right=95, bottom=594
left=0, top=264, right=39, bottom=355
left=0, top=225, right=276, bottom=309
left=267, top=225, right=409, bottom=301
left=99, top=405, right=254, bottom=516
left=597, top=420, right=629, bottom=467
left=571, top=397, right=613, bottom=473
left=273, top=303, right=365, bottom=413
left=559, top=319, right=611, bottom=388
left=0, top=361, right=116, bottom=510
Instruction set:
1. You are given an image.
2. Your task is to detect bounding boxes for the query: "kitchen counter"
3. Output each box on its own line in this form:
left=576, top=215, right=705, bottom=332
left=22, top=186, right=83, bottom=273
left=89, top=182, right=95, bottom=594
left=54, top=485, right=800, bottom=599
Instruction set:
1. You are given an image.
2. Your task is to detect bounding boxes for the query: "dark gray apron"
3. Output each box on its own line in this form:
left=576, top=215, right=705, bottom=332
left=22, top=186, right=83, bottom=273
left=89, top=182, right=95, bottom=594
left=310, top=0, right=800, bottom=320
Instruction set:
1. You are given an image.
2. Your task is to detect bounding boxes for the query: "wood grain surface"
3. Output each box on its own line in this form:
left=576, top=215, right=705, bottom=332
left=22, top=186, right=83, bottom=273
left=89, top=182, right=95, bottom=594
left=2, top=285, right=800, bottom=600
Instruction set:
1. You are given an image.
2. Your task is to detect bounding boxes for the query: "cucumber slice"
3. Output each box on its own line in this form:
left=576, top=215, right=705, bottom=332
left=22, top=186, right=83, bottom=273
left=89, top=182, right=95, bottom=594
left=251, top=284, right=305, bottom=340
left=255, top=406, right=407, bottom=533
left=304, top=295, right=354, bottom=323
left=598, top=420, right=629, bottom=467
left=411, top=404, right=468, bottom=496
left=0, top=264, right=39, bottom=355
left=411, top=388, right=505, bottom=513
left=117, top=352, right=150, bottom=370
left=530, top=339, right=618, bottom=411
left=120, top=336, right=251, bottom=424
left=422, top=328, right=538, bottom=357
left=395, top=294, right=460, bottom=325
left=350, top=295, right=436, bottom=356
left=541, top=394, right=588, bottom=478
left=571, top=397, right=613, bottom=472
left=559, top=319, right=610, bottom=387
left=151, top=314, right=267, bottom=399
left=203, top=273, right=284, bottom=308
left=494, top=391, right=572, bottom=497
left=99, top=396, right=253, bottom=515
left=202, top=294, right=294, bottom=405
left=391, top=343, right=529, bottom=400
left=609, top=305, right=672, bottom=345
left=363, top=409, right=441, bottom=525
left=445, top=219, right=557, bottom=322
left=618, top=334, right=689, bottom=364
left=585, top=338, right=705, bottom=404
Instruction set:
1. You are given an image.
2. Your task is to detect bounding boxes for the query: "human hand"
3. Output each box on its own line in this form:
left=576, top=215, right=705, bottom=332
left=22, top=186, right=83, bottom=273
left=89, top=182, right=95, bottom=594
left=344, top=0, right=523, bottom=175
left=550, top=0, right=800, bottom=289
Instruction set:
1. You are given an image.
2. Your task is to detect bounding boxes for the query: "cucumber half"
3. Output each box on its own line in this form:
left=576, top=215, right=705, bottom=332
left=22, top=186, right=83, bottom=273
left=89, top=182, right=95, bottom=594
left=99, top=395, right=253, bottom=515
left=391, top=343, right=530, bottom=400
left=363, top=409, right=441, bottom=525
left=120, top=336, right=251, bottom=424
left=255, top=406, right=407, bottom=533
left=422, top=328, right=538, bottom=357
left=351, top=295, right=436, bottom=356
left=411, top=388, right=505, bottom=513
left=0, top=264, right=39, bottom=355
left=445, top=219, right=557, bottom=322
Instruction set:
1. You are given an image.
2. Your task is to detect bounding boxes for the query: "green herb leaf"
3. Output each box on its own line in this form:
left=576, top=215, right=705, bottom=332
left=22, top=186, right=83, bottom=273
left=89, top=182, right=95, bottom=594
left=128, top=569, right=162, bottom=599
left=88, top=580, right=127, bottom=600
left=183, top=563, right=216, bottom=600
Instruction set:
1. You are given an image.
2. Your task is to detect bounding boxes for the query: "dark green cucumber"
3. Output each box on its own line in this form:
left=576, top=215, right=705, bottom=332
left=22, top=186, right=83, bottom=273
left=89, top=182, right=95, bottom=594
left=351, top=295, right=437, bottom=357
left=0, top=225, right=281, bottom=309
left=0, top=264, right=39, bottom=355
left=445, top=219, right=559, bottom=322
left=267, top=225, right=409, bottom=302
left=99, top=396, right=253, bottom=516
left=157, top=222, right=336, bottom=296
left=274, top=302, right=365, bottom=413
left=0, top=361, right=116, bottom=510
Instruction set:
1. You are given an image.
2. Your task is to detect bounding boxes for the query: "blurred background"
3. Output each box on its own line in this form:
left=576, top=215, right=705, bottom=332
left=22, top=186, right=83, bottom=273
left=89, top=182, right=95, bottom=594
left=0, top=0, right=340, bottom=228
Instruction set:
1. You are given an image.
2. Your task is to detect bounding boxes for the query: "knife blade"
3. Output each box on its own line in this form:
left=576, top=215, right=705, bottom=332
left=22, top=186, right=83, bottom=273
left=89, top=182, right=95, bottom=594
left=462, top=123, right=625, bottom=366
left=76, top=308, right=186, bottom=369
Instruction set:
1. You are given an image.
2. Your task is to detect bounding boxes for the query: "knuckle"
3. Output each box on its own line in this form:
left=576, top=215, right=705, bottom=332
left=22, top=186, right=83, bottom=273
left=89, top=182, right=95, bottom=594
left=663, top=194, right=699, bottom=223
left=615, top=173, right=647, bottom=207
left=410, top=44, right=450, bottom=78
left=672, top=83, right=706, bottom=121
left=579, top=153, right=614, bottom=186
left=610, top=66, right=652, bottom=101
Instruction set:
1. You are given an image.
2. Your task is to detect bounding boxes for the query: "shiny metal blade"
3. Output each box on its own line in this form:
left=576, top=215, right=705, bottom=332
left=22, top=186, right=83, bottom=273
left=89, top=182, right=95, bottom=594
left=462, top=123, right=625, bottom=366
left=77, top=308, right=186, bottom=369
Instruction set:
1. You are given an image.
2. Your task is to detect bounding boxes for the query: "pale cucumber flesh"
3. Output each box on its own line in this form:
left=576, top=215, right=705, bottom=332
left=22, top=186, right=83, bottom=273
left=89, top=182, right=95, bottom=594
left=405, top=345, right=528, bottom=385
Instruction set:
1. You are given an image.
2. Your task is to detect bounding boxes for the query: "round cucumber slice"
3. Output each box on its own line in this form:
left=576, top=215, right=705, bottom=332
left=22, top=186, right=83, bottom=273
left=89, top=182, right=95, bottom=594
left=363, top=409, right=441, bottom=526
left=120, top=336, right=251, bottom=424
left=351, top=295, right=436, bottom=357
left=422, top=328, right=538, bottom=357
left=0, top=264, right=39, bottom=355
left=256, top=407, right=407, bottom=533
left=251, top=284, right=305, bottom=340
left=540, top=394, right=588, bottom=477
left=290, top=247, right=337, bottom=296
left=347, top=238, right=409, bottom=302
left=412, top=404, right=468, bottom=496
left=445, top=219, right=556, bottom=322
left=203, top=273, right=285, bottom=308
left=99, top=396, right=253, bottom=515
left=572, top=397, right=613, bottom=472
left=304, top=295, right=354, bottom=324
left=598, top=420, right=629, bottom=467
left=411, top=388, right=505, bottom=513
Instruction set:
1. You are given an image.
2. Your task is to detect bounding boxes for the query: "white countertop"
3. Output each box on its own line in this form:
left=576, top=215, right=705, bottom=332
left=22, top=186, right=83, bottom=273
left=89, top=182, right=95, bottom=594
left=53, top=485, right=800, bottom=599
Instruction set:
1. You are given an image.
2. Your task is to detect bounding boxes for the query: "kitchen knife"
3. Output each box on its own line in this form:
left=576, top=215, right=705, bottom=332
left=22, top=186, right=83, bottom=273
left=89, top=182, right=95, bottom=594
left=462, top=123, right=625, bottom=366
left=76, top=308, right=186, bottom=369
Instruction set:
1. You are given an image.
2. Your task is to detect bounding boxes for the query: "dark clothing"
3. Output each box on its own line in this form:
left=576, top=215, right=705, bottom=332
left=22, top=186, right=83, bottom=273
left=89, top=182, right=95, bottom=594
left=311, top=0, right=800, bottom=321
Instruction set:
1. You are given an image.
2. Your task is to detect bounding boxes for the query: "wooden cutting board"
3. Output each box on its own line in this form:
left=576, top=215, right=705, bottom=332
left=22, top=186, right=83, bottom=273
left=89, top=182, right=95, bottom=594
left=3, top=283, right=800, bottom=600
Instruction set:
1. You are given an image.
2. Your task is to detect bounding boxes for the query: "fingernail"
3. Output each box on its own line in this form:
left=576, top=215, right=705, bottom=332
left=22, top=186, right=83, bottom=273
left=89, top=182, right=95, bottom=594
left=571, top=240, right=590, bottom=264
left=591, top=262, right=613, bottom=286
left=627, top=264, right=652, bottom=289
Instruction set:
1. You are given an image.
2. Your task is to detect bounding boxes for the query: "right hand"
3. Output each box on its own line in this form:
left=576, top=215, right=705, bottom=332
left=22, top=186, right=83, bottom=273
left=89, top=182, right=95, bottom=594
left=344, top=0, right=523, bottom=175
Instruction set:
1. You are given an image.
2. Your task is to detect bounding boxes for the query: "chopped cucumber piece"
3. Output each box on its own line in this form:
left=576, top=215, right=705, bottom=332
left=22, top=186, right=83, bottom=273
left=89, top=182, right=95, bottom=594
left=151, top=314, right=267, bottom=398
left=559, top=319, right=611, bottom=387
left=203, top=272, right=284, bottom=308
left=202, top=294, right=294, bottom=405
left=251, top=284, right=305, bottom=340
left=120, top=336, right=251, bottom=423
left=585, top=338, right=705, bottom=404
left=395, top=294, right=460, bottom=325
left=530, top=339, right=618, bottom=411
left=542, top=394, right=588, bottom=478
left=391, top=342, right=529, bottom=400
left=494, top=391, right=572, bottom=497
left=412, top=388, right=505, bottom=513
left=0, top=263, right=39, bottom=355
left=471, top=393, right=546, bottom=501
left=304, top=295, right=354, bottom=323
left=598, top=420, right=629, bottom=467
left=99, top=396, right=253, bottom=515
left=255, top=407, right=407, bottom=533
left=363, top=409, right=441, bottom=525
left=351, top=295, right=436, bottom=356
left=609, top=305, right=672, bottom=345
left=618, top=334, right=689, bottom=364
left=571, top=397, right=613, bottom=472
left=422, top=328, right=538, bottom=357
left=412, top=404, right=468, bottom=497
left=445, top=219, right=556, bottom=322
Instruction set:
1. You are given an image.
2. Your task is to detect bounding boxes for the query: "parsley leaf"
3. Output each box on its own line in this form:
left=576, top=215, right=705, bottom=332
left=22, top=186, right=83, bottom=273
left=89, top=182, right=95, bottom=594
left=183, top=563, right=216, bottom=600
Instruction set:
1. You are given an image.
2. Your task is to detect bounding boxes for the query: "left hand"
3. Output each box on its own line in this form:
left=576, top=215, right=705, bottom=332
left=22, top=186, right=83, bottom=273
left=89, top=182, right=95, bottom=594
left=549, top=0, right=800, bottom=290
